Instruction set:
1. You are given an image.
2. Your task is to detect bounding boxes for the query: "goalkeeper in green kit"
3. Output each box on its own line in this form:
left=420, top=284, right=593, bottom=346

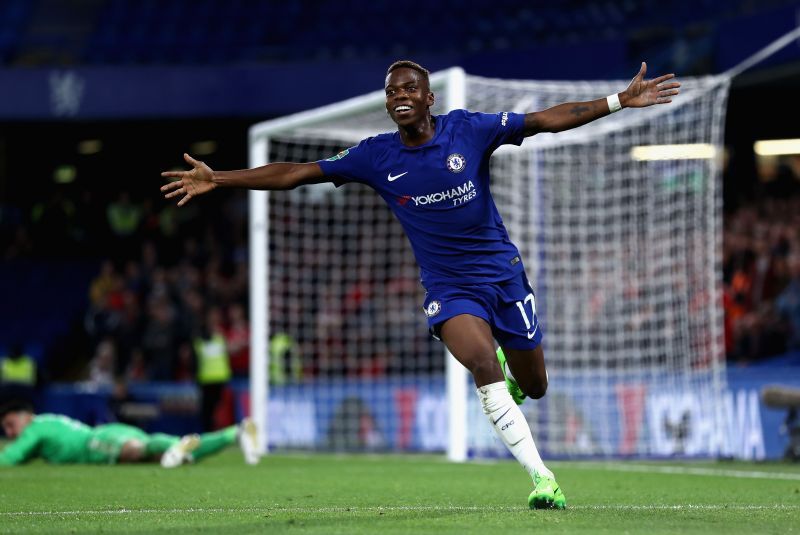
left=0, top=400, right=260, bottom=467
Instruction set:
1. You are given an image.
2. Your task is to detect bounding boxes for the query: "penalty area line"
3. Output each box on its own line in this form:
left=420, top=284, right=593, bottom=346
left=2, top=504, right=799, bottom=516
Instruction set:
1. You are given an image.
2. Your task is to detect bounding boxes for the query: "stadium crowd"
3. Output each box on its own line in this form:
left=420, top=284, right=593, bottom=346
left=73, top=168, right=800, bottom=374
left=81, top=191, right=251, bottom=385
left=1, top=185, right=248, bottom=383
left=723, top=164, right=800, bottom=364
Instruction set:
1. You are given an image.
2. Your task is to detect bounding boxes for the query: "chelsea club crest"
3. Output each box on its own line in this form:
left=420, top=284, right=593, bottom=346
left=446, top=153, right=466, bottom=173
left=425, top=300, right=442, bottom=317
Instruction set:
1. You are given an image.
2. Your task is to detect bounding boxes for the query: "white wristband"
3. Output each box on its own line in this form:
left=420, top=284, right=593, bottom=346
left=606, top=93, right=622, bottom=113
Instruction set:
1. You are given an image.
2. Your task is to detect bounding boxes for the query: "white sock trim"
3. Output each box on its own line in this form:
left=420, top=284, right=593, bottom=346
left=477, top=381, right=508, bottom=398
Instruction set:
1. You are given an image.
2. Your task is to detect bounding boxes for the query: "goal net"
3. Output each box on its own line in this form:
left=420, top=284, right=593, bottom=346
left=248, top=68, right=731, bottom=459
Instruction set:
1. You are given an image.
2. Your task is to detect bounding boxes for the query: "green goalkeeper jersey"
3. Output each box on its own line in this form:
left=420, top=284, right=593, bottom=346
left=0, top=414, right=94, bottom=465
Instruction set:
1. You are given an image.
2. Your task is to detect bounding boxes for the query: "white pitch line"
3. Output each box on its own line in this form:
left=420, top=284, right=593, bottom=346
left=563, top=462, right=800, bottom=481
left=2, top=504, right=799, bottom=516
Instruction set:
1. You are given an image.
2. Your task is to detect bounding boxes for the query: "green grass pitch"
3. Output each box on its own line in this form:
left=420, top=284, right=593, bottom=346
left=1, top=451, right=798, bottom=534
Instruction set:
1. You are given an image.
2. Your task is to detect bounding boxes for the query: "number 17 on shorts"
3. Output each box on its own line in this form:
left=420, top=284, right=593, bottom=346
left=494, top=274, right=543, bottom=350
left=515, top=292, right=538, bottom=341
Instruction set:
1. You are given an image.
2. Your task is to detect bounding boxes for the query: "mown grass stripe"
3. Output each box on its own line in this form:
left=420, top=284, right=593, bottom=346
left=3, top=504, right=799, bottom=516
left=563, top=462, right=800, bottom=481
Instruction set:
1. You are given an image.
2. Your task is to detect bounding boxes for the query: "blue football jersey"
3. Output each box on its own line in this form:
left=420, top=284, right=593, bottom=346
left=317, top=109, right=526, bottom=288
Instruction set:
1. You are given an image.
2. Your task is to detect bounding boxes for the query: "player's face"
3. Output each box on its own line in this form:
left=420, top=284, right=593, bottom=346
left=385, top=68, right=434, bottom=126
left=1, top=411, right=32, bottom=439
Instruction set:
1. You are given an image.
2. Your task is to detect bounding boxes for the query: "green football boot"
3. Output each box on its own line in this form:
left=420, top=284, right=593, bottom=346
left=528, top=472, right=567, bottom=510
left=496, top=348, right=525, bottom=405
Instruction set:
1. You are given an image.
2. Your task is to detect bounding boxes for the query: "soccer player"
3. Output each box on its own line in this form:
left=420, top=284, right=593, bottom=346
left=0, top=400, right=259, bottom=467
left=161, top=60, right=679, bottom=509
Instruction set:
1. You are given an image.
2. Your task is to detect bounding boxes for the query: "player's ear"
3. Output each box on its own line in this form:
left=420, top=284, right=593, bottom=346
left=427, top=91, right=435, bottom=108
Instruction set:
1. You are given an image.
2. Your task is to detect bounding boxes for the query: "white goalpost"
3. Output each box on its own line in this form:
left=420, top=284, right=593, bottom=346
left=248, top=68, right=468, bottom=458
left=248, top=66, right=733, bottom=460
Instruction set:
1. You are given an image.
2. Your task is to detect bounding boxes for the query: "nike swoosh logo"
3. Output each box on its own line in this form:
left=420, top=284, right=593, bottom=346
left=387, top=171, right=408, bottom=182
left=527, top=325, right=539, bottom=339
left=492, top=407, right=511, bottom=425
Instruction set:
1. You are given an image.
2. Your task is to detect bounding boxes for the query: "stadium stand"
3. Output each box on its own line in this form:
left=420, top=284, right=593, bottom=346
left=0, top=0, right=795, bottom=75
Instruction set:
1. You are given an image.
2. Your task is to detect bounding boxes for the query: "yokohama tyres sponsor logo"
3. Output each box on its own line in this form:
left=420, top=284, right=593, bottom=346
left=409, top=180, right=476, bottom=207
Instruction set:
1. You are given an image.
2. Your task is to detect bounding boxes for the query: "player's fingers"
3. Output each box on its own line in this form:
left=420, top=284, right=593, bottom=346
left=164, top=187, right=184, bottom=199
left=653, top=73, right=675, bottom=84
left=657, top=81, right=681, bottom=90
left=656, top=97, right=673, bottom=104
left=177, top=193, right=192, bottom=207
left=659, top=89, right=680, bottom=98
left=184, top=153, right=201, bottom=167
left=638, top=61, right=646, bottom=79
left=160, top=179, right=183, bottom=192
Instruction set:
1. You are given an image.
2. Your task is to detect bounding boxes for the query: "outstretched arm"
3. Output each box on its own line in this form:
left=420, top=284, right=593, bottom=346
left=0, top=428, right=40, bottom=466
left=161, top=154, right=327, bottom=207
left=523, top=62, right=680, bottom=137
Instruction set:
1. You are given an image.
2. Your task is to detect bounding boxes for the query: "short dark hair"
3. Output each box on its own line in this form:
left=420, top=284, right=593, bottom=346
left=386, top=60, right=430, bottom=87
left=0, top=399, right=33, bottom=419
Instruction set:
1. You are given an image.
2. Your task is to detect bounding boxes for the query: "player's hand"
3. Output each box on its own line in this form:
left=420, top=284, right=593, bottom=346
left=160, top=153, right=216, bottom=207
left=619, top=62, right=680, bottom=108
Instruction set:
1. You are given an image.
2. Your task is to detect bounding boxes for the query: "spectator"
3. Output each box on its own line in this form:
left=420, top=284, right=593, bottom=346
left=107, top=192, right=143, bottom=261
left=193, top=307, right=232, bottom=431
left=225, top=303, right=250, bottom=378
left=141, top=296, right=180, bottom=380
left=88, top=338, right=116, bottom=388
left=106, top=192, right=142, bottom=239
left=269, top=333, right=301, bottom=385
left=0, top=343, right=38, bottom=403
